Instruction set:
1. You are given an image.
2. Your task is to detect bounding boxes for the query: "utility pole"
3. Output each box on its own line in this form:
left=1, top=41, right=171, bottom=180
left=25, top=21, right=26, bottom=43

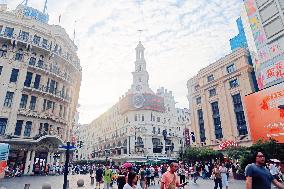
left=63, top=142, right=70, bottom=189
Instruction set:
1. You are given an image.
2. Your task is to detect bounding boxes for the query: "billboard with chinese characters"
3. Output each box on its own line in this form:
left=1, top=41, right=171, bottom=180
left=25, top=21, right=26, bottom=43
left=184, top=128, right=191, bottom=146
left=119, top=93, right=165, bottom=114
left=244, top=0, right=284, bottom=89
left=244, top=83, right=284, bottom=143
left=0, top=143, right=9, bottom=179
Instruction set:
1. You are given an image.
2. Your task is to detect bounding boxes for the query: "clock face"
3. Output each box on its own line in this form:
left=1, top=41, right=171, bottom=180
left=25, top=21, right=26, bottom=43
left=136, top=85, right=142, bottom=91
left=133, top=94, right=145, bottom=109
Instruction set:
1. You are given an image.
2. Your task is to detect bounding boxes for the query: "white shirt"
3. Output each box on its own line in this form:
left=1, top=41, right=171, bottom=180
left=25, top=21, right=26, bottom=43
left=123, top=183, right=142, bottom=189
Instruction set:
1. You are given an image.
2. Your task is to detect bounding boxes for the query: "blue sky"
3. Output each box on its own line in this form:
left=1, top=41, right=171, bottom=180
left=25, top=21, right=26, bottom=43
left=7, top=0, right=243, bottom=124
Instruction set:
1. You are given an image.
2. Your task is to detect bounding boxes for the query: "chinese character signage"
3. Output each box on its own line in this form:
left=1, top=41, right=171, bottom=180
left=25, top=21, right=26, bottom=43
left=244, top=83, right=284, bottom=143
left=244, top=0, right=284, bottom=89
left=23, top=6, right=49, bottom=24
left=184, top=128, right=190, bottom=146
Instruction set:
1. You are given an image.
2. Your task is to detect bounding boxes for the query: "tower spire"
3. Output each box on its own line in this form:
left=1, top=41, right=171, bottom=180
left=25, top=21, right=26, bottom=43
left=138, top=29, right=143, bottom=42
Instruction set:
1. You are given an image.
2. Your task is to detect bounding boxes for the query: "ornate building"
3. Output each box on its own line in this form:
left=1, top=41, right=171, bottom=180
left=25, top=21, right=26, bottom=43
left=89, top=41, right=190, bottom=163
left=187, top=48, right=257, bottom=149
left=0, top=3, right=81, bottom=174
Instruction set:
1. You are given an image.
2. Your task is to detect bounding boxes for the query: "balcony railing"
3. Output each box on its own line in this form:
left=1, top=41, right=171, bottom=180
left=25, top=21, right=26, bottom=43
left=28, top=58, right=72, bottom=83
left=23, top=83, right=71, bottom=103
left=0, top=31, right=82, bottom=71
left=18, top=108, right=67, bottom=125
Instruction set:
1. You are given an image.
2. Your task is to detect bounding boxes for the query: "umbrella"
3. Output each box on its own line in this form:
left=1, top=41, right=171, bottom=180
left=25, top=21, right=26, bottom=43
left=123, top=162, right=133, bottom=168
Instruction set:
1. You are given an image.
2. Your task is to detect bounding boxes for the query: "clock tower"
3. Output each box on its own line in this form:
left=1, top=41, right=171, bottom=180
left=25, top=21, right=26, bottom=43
left=128, top=41, right=154, bottom=94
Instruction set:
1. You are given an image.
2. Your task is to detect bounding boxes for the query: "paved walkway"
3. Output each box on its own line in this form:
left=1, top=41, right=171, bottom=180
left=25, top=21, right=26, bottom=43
left=0, top=175, right=246, bottom=189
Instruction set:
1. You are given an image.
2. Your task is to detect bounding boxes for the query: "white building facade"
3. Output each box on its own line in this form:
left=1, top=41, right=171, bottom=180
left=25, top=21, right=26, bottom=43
left=0, top=3, right=81, bottom=174
left=89, top=41, right=190, bottom=163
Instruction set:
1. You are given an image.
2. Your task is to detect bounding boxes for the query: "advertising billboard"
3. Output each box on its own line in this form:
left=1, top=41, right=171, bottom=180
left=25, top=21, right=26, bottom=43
left=119, top=93, right=165, bottom=114
left=244, top=83, right=284, bottom=143
left=0, top=143, right=9, bottom=179
left=244, top=0, right=284, bottom=89
left=184, top=128, right=191, bottom=146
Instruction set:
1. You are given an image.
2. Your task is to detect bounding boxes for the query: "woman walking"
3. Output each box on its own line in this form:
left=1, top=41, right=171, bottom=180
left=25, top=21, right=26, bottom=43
left=220, top=163, right=228, bottom=189
left=212, top=164, right=222, bottom=189
left=123, top=171, right=142, bottom=189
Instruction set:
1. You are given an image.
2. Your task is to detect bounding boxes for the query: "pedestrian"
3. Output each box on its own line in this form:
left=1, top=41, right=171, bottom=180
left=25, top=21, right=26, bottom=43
left=245, top=151, right=284, bottom=189
left=193, top=162, right=199, bottom=184
left=178, top=164, right=186, bottom=184
left=96, top=165, right=104, bottom=189
left=212, top=164, right=222, bottom=189
left=123, top=171, right=141, bottom=189
left=103, top=165, right=113, bottom=189
left=90, top=169, right=95, bottom=185
left=139, top=166, right=147, bottom=189
left=160, top=162, right=186, bottom=189
left=220, top=163, right=228, bottom=189
left=145, top=166, right=151, bottom=187
left=117, top=167, right=127, bottom=189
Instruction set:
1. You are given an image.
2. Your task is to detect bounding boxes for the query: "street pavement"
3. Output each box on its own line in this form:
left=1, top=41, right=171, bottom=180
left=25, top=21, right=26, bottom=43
left=0, top=175, right=245, bottom=189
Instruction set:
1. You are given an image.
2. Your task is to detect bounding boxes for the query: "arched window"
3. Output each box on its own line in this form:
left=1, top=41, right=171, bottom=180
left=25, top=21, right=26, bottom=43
left=0, top=44, right=8, bottom=57
left=135, top=114, right=138, bottom=121
left=15, top=48, right=23, bottom=61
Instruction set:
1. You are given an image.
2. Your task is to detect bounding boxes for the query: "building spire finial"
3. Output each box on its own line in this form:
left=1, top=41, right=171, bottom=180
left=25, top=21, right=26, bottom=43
left=137, top=29, right=143, bottom=42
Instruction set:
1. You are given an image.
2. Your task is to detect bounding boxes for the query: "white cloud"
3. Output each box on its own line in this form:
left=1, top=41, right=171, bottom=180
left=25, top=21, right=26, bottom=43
left=6, top=0, right=243, bottom=124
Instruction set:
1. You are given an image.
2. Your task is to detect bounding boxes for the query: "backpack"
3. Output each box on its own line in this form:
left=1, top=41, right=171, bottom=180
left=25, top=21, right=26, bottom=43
left=146, top=168, right=151, bottom=176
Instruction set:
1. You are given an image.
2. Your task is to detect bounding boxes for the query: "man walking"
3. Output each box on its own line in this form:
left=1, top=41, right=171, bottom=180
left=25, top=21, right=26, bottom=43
left=245, top=151, right=284, bottom=189
left=103, top=165, right=113, bottom=189
left=160, top=162, right=186, bottom=189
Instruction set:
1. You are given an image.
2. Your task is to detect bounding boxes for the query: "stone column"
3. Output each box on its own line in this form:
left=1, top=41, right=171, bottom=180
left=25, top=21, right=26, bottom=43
left=29, top=151, right=36, bottom=175
left=50, top=152, right=55, bottom=165
left=46, top=152, right=51, bottom=165
left=24, top=150, right=31, bottom=174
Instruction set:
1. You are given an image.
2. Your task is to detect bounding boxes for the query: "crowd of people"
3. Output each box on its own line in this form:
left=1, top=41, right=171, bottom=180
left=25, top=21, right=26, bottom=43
left=3, top=152, right=284, bottom=189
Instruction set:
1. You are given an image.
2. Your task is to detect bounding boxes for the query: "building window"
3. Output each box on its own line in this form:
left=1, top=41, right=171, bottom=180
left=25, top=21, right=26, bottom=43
left=38, top=55, right=44, bottom=68
left=158, top=128, right=160, bottom=134
left=14, top=120, right=23, bottom=136
left=135, top=114, right=138, bottom=121
left=29, top=56, right=37, bottom=66
left=153, top=127, right=156, bottom=134
left=15, top=49, right=24, bottom=61
left=211, top=102, right=223, bottom=139
left=197, top=109, right=206, bottom=143
left=207, top=74, right=214, bottom=82
left=19, top=31, right=29, bottom=42
left=0, top=66, right=3, bottom=75
left=138, top=77, right=142, bottom=82
left=10, top=68, right=19, bottom=82
left=29, top=96, right=37, bottom=110
left=229, top=79, right=239, bottom=88
left=4, top=91, right=14, bottom=108
left=24, top=121, right=32, bottom=137
left=24, top=72, right=33, bottom=87
left=227, top=64, right=236, bottom=73
left=4, top=27, right=14, bottom=38
left=152, top=116, right=155, bottom=122
left=34, top=74, right=41, bottom=89
left=19, top=94, right=28, bottom=109
left=157, top=117, right=160, bottom=122
left=142, top=115, right=144, bottom=121
left=194, top=85, right=200, bottom=91
left=0, top=44, right=8, bottom=57
left=232, top=93, right=248, bottom=136
left=33, top=35, right=41, bottom=45
left=0, top=118, right=7, bottom=135
left=209, top=88, right=217, bottom=97
left=42, top=38, right=48, bottom=49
